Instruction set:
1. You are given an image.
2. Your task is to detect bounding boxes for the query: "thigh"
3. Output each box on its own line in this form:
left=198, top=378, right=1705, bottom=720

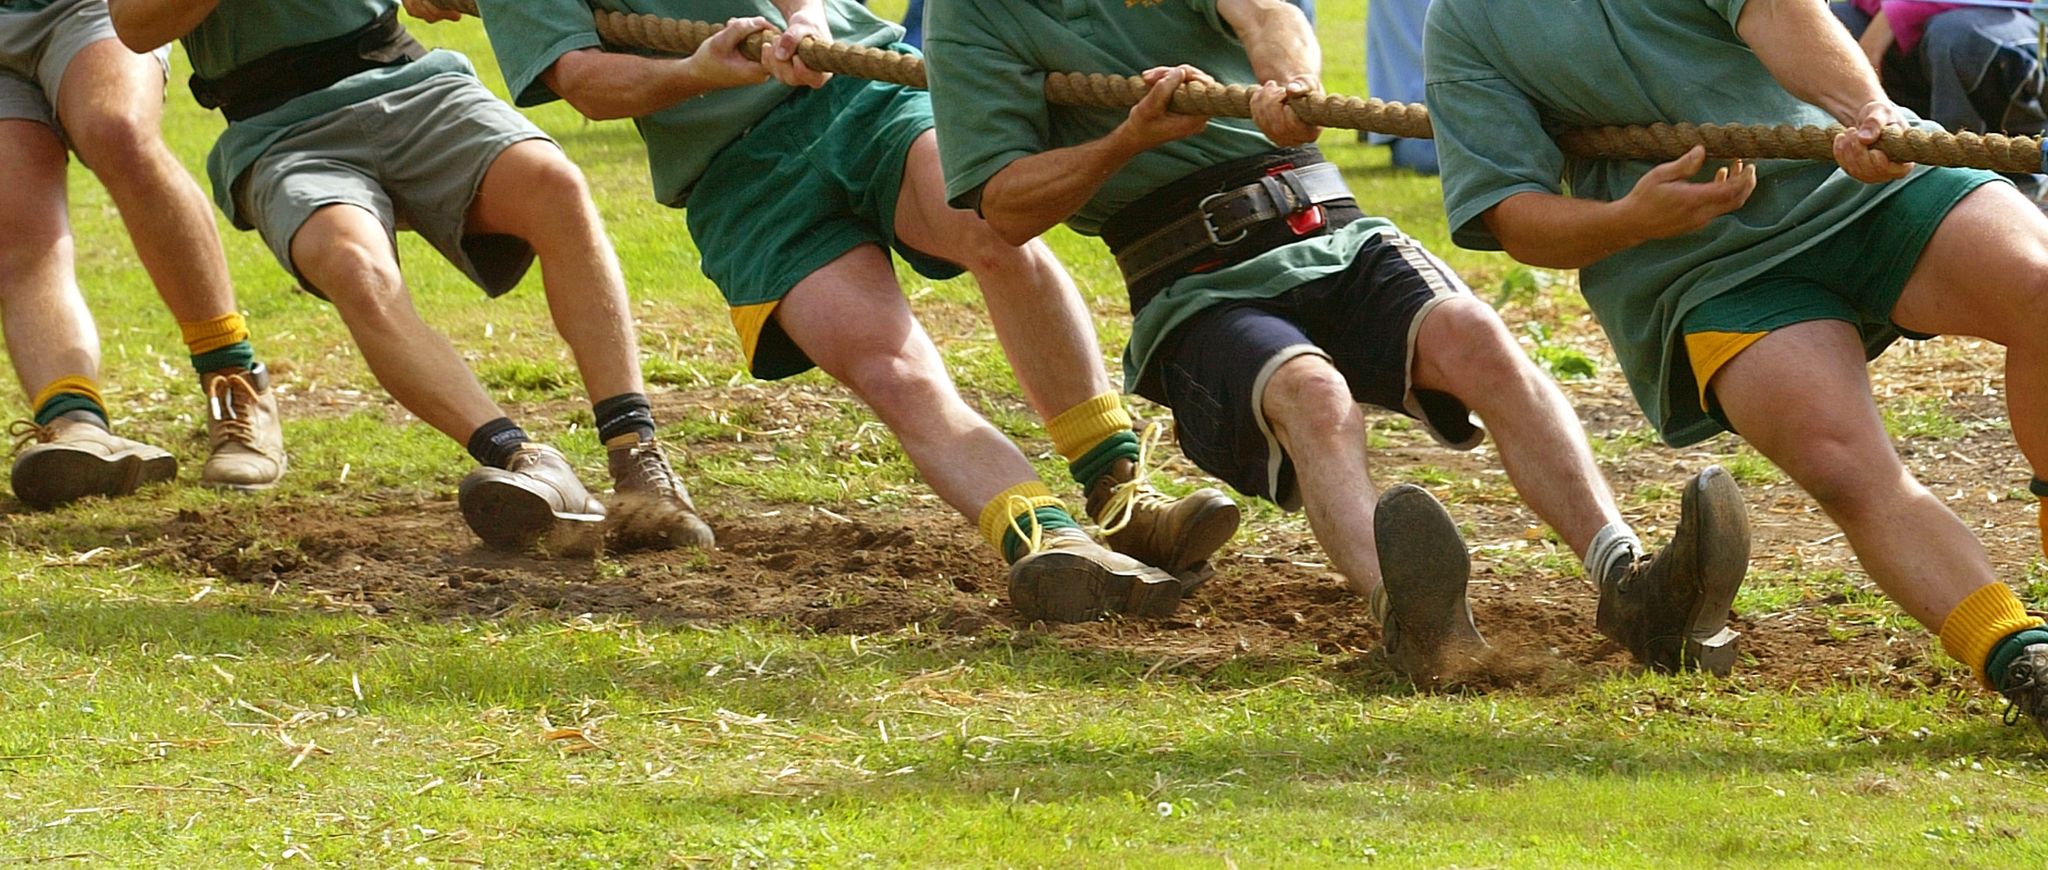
left=47, top=32, right=166, bottom=146
left=0, top=118, right=70, bottom=260
left=1708, top=319, right=1899, bottom=486
left=239, top=149, right=394, bottom=297
left=770, top=243, right=935, bottom=383
left=376, top=77, right=548, bottom=295
left=1890, top=181, right=2048, bottom=344
left=818, top=79, right=963, bottom=281
left=1144, top=303, right=1322, bottom=507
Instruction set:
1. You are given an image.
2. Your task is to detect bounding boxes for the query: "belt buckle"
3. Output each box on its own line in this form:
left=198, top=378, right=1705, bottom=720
left=1197, top=190, right=1249, bottom=247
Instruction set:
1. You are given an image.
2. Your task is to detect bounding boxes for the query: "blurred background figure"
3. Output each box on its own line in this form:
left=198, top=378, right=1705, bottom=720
left=1364, top=0, right=1436, bottom=173
left=1833, top=0, right=2046, bottom=202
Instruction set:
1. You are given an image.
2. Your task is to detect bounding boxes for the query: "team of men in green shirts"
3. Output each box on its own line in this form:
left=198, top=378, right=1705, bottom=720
left=0, top=0, right=2036, bottom=737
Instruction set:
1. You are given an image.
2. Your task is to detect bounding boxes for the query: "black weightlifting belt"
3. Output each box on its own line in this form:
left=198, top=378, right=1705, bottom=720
left=189, top=7, right=426, bottom=122
left=1103, top=146, right=1360, bottom=313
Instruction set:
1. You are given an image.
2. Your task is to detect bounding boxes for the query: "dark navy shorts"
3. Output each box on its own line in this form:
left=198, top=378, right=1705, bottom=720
left=1136, top=232, right=1483, bottom=509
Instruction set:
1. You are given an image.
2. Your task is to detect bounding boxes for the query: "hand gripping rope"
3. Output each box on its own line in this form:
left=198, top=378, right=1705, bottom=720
left=423, top=0, right=2048, bottom=173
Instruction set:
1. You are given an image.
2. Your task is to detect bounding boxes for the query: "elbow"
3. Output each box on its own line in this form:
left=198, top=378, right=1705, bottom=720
left=976, top=189, right=1041, bottom=246
left=987, top=216, right=1038, bottom=248
left=105, top=11, right=169, bottom=53
left=560, top=91, right=629, bottom=122
left=544, top=54, right=635, bottom=122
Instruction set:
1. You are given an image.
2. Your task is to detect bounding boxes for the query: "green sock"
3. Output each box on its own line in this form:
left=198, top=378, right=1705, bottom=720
left=33, top=393, right=105, bottom=427
left=1001, top=506, right=1083, bottom=563
left=1988, top=627, right=2048, bottom=691
left=192, top=340, right=256, bottom=376
left=1068, top=431, right=1140, bottom=487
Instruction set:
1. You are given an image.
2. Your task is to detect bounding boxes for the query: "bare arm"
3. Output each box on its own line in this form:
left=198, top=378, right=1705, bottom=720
left=979, top=67, right=1216, bottom=245
left=1219, top=0, right=1323, bottom=146
left=1482, top=148, right=1757, bottom=270
left=1736, top=0, right=1909, bottom=181
left=542, top=18, right=772, bottom=121
left=105, top=0, right=218, bottom=52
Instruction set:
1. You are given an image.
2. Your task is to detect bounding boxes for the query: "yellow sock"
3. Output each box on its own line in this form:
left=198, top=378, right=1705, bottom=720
left=1938, top=582, right=2044, bottom=688
left=31, top=375, right=103, bottom=415
left=977, top=481, right=1063, bottom=557
left=179, top=312, right=249, bottom=356
left=1047, top=392, right=1134, bottom=463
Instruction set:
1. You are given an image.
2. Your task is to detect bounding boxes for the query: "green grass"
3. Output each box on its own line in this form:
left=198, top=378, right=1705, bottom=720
left=3, top=3, right=2046, bottom=865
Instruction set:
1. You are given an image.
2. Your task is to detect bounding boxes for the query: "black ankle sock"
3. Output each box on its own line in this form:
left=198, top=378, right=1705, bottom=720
left=593, top=392, right=656, bottom=445
left=466, top=417, right=531, bottom=469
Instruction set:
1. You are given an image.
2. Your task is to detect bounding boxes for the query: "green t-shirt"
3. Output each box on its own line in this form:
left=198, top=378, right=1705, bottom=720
left=476, top=0, right=901, bottom=206
left=1, top=2, right=59, bottom=13
left=925, top=0, right=1394, bottom=392
left=182, top=0, right=476, bottom=225
left=1426, top=0, right=1934, bottom=446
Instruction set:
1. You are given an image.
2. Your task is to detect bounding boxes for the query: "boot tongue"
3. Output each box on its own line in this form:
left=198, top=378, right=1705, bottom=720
left=56, top=409, right=110, bottom=431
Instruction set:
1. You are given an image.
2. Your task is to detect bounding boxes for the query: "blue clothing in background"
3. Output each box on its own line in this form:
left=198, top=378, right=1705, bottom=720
left=1365, top=0, right=1437, bottom=173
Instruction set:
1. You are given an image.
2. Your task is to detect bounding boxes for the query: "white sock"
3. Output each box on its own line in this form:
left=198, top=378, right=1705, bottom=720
left=1584, top=522, right=1643, bottom=586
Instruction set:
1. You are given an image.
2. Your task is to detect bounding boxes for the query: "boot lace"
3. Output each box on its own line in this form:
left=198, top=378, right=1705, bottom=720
left=1005, top=493, right=1050, bottom=556
left=1097, top=422, right=1171, bottom=537
left=8, top=420, right=54, bottom=454
left=623, top=442, right=687, bottom=503
left=206, top=372, right=259, bottom=447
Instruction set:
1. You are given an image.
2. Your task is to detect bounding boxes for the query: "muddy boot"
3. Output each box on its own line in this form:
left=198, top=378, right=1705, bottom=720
left=1008, top=528, right=1183, bottom=623
left=1374, top=484, right=1488, bottom=684
left=1596, top=466, right=1749, bottom=676
left=200, top=364, right=287, bottom=491
left=1087, top=456, right=1241, bottom=584
left=606, top=438, right=715, bottom=548
left=9, top=413, right=177, bottom=509
left=458, top=443, right=606, bottom=553
left=1999, top=642, right=2048, bottom=741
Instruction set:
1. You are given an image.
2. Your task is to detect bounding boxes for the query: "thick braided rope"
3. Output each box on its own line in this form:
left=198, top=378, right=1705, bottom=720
left=426, top=0, right=2044, bottom=173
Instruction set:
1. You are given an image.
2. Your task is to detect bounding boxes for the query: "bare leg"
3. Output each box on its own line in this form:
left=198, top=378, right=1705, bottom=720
left=1261, top=355, right=1385, bottom=595
left=288, top=205, right=504, bottom=442
left=890, top=131, right=1113, bottom=420
left=56, top=40, right=234, bottom=322
left=465, top=141, right=642, bottom=402
left=773, top=244, right=1043, bottom=518
left=0, top=120, right=97, bottom=398
left=1890, top=183, right=2048, bottom=480
left=1713, top=320, right=1990, bottom=627
left=1408, top=296, right=1623, bottom=558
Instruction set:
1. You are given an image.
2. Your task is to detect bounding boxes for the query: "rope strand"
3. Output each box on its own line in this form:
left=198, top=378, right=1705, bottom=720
left=422, top=0, right=2045, bottom=173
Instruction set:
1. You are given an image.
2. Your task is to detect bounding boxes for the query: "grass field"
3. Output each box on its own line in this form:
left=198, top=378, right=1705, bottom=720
left=4, top=2, right=2048, bottom=865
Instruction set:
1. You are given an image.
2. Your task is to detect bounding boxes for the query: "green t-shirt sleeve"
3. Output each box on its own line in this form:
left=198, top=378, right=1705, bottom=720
left=925, top=30, right=1053, bottom=212
left=1424, top=9, right=1562, bottom=251
left=475, top=0, right=602, bottom=107
left=1701, top=0, right=1750, bottom=28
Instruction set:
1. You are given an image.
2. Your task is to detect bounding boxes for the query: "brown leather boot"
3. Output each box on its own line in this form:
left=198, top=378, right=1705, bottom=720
left=200, top=363, right=287, bottom=491
left=606, top=439, right=715, bottom=548
left=9, top=414, right=177, bottom=509
left=1999, top=642, right=2048, bottom=741
left=1086, top=456, right=1241, bottom=583
left=1374, top=484, right=1489, bottom=685
left=1595, top=466, right=1749, bottom=676
left=458, top=443, right=606, bottom=552
left=1008, top=528, right=1183, bottom=623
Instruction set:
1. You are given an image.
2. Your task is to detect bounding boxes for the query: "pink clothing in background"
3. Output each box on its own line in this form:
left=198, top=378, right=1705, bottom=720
left=1852, top=0, right=1968, bottom=53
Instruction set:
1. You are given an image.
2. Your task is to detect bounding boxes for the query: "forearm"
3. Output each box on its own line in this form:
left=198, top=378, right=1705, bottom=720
left=1482, top=191, right=1649, bottom=270
left=105, top=0, right=217, bottom=52
left=1235, top=2, right=1321, bottom=84
left=1737, top=0, right=1891, bottom=123
left=980, top=131, right=1149, bottom=245
left=544, top=50, right=728, bottom=121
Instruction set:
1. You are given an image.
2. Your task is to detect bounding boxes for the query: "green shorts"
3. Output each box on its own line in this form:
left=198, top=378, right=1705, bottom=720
left=230, top=72, right=549, bottom=299
left=686, top=62, right=964, bottom=381
left=0, top=0, right=167, bottom=145
left=1678, top=167, right=2001, bottom=427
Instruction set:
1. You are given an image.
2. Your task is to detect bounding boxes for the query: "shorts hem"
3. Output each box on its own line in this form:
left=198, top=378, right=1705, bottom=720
left=1248, top=343, right=1329, bottom=511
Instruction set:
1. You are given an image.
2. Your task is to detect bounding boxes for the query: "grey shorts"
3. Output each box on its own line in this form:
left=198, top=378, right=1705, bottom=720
left=0, top=0, right=167, bottom=140
left=230, top=72, right=551, bottom=298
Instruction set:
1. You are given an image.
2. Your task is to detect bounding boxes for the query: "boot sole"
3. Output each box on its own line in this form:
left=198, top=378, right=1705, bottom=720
left=1009, top=552, right=1182, bottom=623
left=1678, top=466, right=1749, bottom=675
left=200, top=457, right=289, bottom=493
left=12, top=448, right=177, bottom=510
left=459, top=475, right=604, bottom=553
left=1374, top=485, right=1488, bottom=682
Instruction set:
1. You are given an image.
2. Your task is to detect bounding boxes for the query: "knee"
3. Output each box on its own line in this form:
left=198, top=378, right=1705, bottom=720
left=67, top=109, right=161, bottom=177
left=298, top=238, right=408, bottom=328
left=1262, top=356, right=1361, bottom=444
left=501, top=157, right=595, bottom=234
left=1771, top=431, right=1916, bottom=513
left=944, top=216, right=1036, bottom=276
left=840, top=349, right=953, bottom=417
left=1415, top=299, right=1537, bottom=395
